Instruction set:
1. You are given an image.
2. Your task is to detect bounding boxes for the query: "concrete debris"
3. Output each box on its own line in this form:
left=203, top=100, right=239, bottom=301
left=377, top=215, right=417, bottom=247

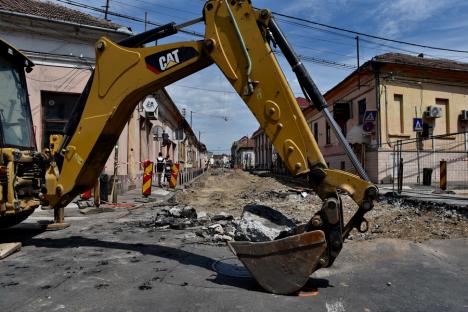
left=213, top=234, right=233, bottom=242
left=151, top=205, right=238, bottom=243
left=169, top=206, right=197, bottom=219
left=234, top=204, right=297, bottom=242
left=148, top=169, right=468, bottom=245
left=196, top=211, right=210, bottom=219
left=212, top=212, right=234, bottom=221
left=208, top=224, right=224, bottom=235
left=196, top=211, right=211, bottom=225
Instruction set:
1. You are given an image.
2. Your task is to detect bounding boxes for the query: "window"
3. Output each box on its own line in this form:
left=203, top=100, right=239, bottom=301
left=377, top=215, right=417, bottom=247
left=394, top=94, right=404, bottom=133
left=340, top=122, right=347, bottom=137
left=340, top=161, right=346, bottom=170
left=333, top=102, right=350, bottom=137
left=325, top=122, right=331, bottom=145
left=313, top=122, right=318, bottom=142
left=435, top=98, right=450, bottom=134
left=41, top=91, right=80, bottom=149
left=358, top=98, right=366, bottom=125
left=0, top=54, right=35, bottom=148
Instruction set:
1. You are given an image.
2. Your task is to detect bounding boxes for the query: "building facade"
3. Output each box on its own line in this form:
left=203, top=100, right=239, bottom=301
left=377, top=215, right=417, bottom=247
left=304, top=53, right=468, bottom=184
left=0, top=0, right=206, bottom=192
left=252, top=127, right=274, bottom=169
left=231, top=136, right=255, bottom=169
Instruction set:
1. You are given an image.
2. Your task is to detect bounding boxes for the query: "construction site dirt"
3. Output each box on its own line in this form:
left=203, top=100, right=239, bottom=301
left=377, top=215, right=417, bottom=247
left=175, top=169, right=468, bottom=242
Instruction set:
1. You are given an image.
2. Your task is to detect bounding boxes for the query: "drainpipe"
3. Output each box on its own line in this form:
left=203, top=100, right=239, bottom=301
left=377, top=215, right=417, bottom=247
left=373, top=63, right=381, bottom=148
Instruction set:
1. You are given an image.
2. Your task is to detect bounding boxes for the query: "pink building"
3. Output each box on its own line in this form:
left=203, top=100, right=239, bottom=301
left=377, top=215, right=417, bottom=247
left=0, top=0, right=206, bottom=192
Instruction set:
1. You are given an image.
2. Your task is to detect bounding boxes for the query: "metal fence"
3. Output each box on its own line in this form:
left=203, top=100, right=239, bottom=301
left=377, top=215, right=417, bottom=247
left=177, top=167, right=206, bottom=186
left=392, top=131, right=468, bottom=192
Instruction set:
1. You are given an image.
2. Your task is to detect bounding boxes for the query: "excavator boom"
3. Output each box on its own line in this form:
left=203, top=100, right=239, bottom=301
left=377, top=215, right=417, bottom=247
left=32, top=0, right=377, bottom=294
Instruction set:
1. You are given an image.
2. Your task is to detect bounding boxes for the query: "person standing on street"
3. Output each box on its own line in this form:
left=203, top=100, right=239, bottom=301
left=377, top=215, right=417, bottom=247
left=164, top=155, right=173, bottom=185
left=155, top=152, right=165, bottom=187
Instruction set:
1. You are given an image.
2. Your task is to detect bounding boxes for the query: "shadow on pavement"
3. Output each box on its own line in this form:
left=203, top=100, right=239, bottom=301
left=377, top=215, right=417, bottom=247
left=24, top=235, right=332, bottom=294
left=0, top=223, right=46, bottom=244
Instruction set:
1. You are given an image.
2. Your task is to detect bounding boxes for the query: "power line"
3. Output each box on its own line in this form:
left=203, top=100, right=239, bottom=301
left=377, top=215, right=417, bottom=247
left=277, top=16, right=465, bottom=60
left=54, top=0, right=204, bottom=37
left=272, top=11, right=468, bottom=54
left=111, top=0, right=196, bottom=22
left=128, top=0, right=199, bottom=17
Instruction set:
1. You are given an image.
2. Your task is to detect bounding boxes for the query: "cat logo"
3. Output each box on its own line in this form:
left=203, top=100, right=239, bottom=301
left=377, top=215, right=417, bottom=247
left=145, top=47, right=199, bottom=75
left=159, top=49, right=180, bottom=71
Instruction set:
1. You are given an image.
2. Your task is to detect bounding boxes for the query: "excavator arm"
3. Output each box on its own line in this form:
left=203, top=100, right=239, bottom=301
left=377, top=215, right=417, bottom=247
left=42, top=0, right=378, bottom=294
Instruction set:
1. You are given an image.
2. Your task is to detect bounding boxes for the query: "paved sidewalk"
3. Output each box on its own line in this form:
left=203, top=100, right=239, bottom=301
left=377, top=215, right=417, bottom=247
left=379, top=184, right=468, bottom=209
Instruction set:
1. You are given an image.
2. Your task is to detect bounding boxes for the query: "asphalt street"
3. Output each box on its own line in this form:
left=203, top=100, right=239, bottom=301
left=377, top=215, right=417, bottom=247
left=0, top=195, right=467, bottom=312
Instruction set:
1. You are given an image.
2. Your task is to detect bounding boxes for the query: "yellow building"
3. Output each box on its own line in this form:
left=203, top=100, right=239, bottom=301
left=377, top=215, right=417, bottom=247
left=304, top=53, right=468, bottom=185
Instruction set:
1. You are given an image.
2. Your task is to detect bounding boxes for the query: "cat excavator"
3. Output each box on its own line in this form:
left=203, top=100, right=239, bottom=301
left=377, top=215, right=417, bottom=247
left=0, top=0, right=378, bottom=294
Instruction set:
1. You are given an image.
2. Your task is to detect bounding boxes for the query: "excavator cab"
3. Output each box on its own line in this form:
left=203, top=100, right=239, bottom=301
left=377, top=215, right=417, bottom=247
left=0, top=39, right=35, bottom=150
left=0, top=39, right=41, bottom=229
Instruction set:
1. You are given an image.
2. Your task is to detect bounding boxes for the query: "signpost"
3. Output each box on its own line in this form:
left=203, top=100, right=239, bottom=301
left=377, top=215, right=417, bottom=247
left=363, top=110, right=377, bottom=122
left=362, top=110, right=377, bottom=135
left=413, top=118, right=423, bottom=132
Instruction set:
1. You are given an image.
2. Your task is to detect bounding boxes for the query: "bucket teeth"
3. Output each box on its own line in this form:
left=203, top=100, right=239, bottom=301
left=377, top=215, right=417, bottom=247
left=228, top=230, right=327, bottom=295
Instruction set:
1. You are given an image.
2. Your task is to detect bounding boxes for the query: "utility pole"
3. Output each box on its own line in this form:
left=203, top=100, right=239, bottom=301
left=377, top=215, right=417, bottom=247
left=104, top=0, right=110, bottom=21
left=127, top=110, right=137, bottom=191
left=111, top=145, right=119, bottom=203
left=198, top=131, right=202, bottom=169
left=144, top=12, right=148, bottom=31
left=356, top=36, right=360, bottom=89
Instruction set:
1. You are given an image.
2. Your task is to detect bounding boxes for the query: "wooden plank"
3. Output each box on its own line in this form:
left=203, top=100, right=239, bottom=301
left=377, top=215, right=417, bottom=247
left=0, top=242, right=22, bottom=260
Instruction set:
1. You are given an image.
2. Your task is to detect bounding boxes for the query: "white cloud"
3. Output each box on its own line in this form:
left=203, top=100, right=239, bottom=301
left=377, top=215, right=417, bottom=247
left=372, top=0, right=452, bottom=36
left=280, top=0, right=349, bottom=21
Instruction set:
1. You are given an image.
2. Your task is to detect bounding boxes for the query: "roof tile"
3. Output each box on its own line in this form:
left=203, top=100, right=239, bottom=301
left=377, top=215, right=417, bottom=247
left=373, top=52, right=468, bottom=72
left=0, top=0, right=121, bottom=29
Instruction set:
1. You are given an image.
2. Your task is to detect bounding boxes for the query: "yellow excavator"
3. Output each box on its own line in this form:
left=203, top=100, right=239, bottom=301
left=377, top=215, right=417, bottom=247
left=0, top=0, right=378, bottom=294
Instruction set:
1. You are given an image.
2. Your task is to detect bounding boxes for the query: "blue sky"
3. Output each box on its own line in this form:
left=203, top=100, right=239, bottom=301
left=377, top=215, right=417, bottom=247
left=57, top=0, right=468, bottom=153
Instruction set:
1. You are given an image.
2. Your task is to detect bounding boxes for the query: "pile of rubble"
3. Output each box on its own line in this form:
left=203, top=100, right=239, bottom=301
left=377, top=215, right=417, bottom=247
left=150, top=204, right=299, bottom=243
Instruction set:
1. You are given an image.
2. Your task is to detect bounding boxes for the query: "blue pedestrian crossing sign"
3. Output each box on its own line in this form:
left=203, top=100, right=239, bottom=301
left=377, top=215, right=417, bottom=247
left=413, top=118, right=423, bottom=132
left=363, top=111, right=377, bottom=122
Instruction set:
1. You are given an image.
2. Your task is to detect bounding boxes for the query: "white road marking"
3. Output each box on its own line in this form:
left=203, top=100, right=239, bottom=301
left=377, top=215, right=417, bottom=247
left=326, top=300, right=346, bottom=312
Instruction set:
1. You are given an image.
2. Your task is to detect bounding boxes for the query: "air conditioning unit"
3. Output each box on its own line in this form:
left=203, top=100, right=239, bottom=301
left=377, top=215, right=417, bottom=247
left=461, top=110, right=468, bottom=121
left=424, top=106, right=443, bottom=118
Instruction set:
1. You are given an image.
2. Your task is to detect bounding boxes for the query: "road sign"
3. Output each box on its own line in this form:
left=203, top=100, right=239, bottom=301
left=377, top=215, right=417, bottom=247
left=413, top=118, right=423, bottom=132
left=142, top=96, right=158, bottom=113
left=363, top=110, right=377, bottom=122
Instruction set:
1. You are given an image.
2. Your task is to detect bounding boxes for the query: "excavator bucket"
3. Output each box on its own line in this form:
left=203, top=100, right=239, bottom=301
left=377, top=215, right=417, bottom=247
left=228, top=230, right=327, bottom=295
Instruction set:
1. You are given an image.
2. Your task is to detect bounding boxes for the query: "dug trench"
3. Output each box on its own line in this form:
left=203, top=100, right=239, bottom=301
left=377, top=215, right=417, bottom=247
left=139, top=168, right=468, bottom=243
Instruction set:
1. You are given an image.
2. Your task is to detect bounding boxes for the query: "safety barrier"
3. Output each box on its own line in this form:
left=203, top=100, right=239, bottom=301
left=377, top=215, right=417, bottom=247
left=142, top=160, right=154, bottom=196
left=177, top=167, right=206, bottom=186
left=392, top=131, right=468, bottom=193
